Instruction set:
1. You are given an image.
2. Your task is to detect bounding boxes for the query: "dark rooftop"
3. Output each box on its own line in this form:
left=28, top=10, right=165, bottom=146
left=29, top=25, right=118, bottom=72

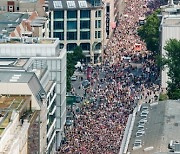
left=49, top=0, right=103, bottom=10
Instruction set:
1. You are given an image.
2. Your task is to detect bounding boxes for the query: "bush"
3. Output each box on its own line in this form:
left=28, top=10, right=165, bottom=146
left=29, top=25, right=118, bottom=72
left=159, top=93, right=168, bottom=101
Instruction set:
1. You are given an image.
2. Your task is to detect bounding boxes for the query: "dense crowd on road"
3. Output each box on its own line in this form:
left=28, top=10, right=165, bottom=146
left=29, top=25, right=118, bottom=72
left=58, top=0, right=166, bottom=153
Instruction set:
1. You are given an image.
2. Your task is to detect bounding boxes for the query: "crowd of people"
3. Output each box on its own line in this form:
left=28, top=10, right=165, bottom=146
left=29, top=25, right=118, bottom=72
left=59, top=0, right=166, bottom=153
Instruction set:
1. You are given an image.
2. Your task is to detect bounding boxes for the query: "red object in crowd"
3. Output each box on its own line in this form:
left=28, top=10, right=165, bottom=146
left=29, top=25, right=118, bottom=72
left=87, top=66, right=92, bottom=81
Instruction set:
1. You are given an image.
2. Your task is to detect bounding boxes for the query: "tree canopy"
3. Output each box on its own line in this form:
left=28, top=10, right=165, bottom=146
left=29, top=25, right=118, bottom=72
left=163, top=39, right=180, bottom=99
left=66, top=46, right=85, bottom=92
left=138, top=9, right=160, bottom=53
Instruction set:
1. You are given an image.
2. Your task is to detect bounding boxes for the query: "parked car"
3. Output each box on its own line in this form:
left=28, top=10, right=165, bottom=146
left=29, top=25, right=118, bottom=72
left=76, top=96, right=82, bottom=103
left=82, top=80, right=90, bottom=88
left=71, top=75, right=77, bottom=81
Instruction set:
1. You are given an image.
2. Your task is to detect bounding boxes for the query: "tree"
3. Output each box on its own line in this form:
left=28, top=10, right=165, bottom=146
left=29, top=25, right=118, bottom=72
left=163, top=39, right=180, bottom=99
left=138, top=9, right=160, bottom=53
left=66, top=46, right=85, bottom=92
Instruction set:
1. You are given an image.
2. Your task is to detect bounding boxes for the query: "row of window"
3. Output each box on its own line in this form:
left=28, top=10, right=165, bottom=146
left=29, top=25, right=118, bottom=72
left=66, top=42, right=101, bottom=51
left=54, top=31, right=91, bottom=40
left=53, top=20, right=100, bottom=30
left=54, top=10, right=101, bottom=19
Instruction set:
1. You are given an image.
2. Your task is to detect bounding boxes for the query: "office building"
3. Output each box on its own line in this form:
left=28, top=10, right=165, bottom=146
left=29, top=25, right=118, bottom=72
left=49, top=0, right=105, bottom=64
left=0, top=37, right=66, bottom=152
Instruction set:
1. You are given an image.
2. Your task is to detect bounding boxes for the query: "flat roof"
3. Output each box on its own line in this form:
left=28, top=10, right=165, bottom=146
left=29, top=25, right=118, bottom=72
left=0, top=58, right=28, bottom=67
left=127, top=100, right=180, bottom=154
left=0, top=95, right=30, bottom=136
left=0, top=71, right=34, bottom=83
left=0, top=37, right=58, bottom=44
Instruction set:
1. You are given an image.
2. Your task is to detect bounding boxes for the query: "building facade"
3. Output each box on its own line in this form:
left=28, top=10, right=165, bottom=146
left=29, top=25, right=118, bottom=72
left=0, top=71, right=47, bottom=154
left=49, top=0, right=105, bottom=64
left=0, top=37, right=66, bottom=152
left=160, top=2, right=180, bottom=91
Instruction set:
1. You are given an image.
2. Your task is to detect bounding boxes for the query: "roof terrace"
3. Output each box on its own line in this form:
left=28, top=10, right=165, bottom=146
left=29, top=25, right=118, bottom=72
left=0, top=95, right=31, bottom=136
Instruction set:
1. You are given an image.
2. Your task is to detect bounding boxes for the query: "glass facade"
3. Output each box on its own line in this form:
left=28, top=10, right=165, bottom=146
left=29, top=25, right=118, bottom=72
left=80, top=20, right=90, bottom=29
left=67, top=10, right=77, bottom=18
left=67, top=32, right=77, bottom=40
left=80, top=31, right=90, bottom=40
left=80, top=10, right=91, bottom=18
left=80, top=43, right=90, bottom=51
left=67, top=21, right=77, bottom=30
left=54, top=32, right=64, bottom=40
left=67, top=43, right=77, bottom=51
left=54, top=21, right=64, bottom=30
left=54, top=11, right=64, bottom=19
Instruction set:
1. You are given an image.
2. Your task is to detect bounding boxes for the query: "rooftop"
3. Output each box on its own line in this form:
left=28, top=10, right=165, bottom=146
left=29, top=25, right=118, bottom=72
left=0, top=71, right=34, bottom=83
left=0, top=37, right=57, bottom=44
left=162, top=15, right=180, bottom=26
left=0, top=12, right=29, bottom=35
left=127, top=100, right=180, bottom=154
left=49, top=0, right=103, bottom=10
left=0, top=95, right=31, bottom=136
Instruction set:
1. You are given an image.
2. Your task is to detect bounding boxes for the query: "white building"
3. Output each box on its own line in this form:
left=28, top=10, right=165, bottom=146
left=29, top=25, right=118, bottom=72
left=0, top=37, right=66, bottom=152
left=160, top=2, right=180, bottom=91
left=0, top=71, right=47, bottom=154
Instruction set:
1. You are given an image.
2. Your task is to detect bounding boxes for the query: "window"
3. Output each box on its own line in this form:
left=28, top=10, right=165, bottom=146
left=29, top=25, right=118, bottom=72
left=17, top=7, right=19, bottom=11
left=67, top=10, right=77, bottom=18
left=67, top=43, right=77, bottom=51
left=67, top=21, right=77, bottom=30
left=54, top=32, right=64, bottom=40
left=95, top=20, right=101, bottom=28
left=54, top=21, right=64, bottom=30
left=67, top=1, right=76, bottom=8
left=54, top=11, right=64, bottom=19
left=95, top=10, right=101, bottom=17
left=80, top=43, right=90, bottom=51
left=80, top=31, right=90, bottom=40
left=59, top=43, right=64, bottom=49
left=80, top=10, right=90, bottom=18
left=67, top=32, right=77, bottom=40
left=3, top=6, right=6, bottom=11
left=98, top=31, right=101, bottom=38
left=95, top=31, right=101, bottom=38
left=80, top=20, right=90, bottom=29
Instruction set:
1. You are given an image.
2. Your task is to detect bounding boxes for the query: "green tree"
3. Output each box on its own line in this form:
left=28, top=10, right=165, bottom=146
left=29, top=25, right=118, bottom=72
left=66, top=46, right=85, bottom=92
left=163, top=39, right=180, bottom=99
left=138, top=9, right=160, bottom=53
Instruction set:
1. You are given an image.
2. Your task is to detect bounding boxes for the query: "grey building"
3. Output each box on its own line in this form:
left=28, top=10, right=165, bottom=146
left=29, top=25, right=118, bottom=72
left=120, top=100, right=180, bottom=154
left=0, top=37, right=66, bottom=152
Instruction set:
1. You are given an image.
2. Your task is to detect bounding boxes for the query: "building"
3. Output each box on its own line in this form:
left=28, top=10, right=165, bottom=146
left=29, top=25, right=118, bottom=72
left=49, top=0, right=105, bottom=64
left=0, top=71, right=47, bottom=154
left=0, top=37, right=66, bottom=152
left=120, top=100, right=180, bottom=154
left=0, top=0, right=46, bottom=15
left=102, top=0, right=123, bottom=41
left=0, top=11, right=49, bottom=38
left=160, top=1, right=180, bottom=91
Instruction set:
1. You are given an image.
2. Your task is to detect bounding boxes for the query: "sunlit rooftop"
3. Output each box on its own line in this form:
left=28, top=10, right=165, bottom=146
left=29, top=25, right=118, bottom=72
left=0, top=95, right=31, bottom=136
